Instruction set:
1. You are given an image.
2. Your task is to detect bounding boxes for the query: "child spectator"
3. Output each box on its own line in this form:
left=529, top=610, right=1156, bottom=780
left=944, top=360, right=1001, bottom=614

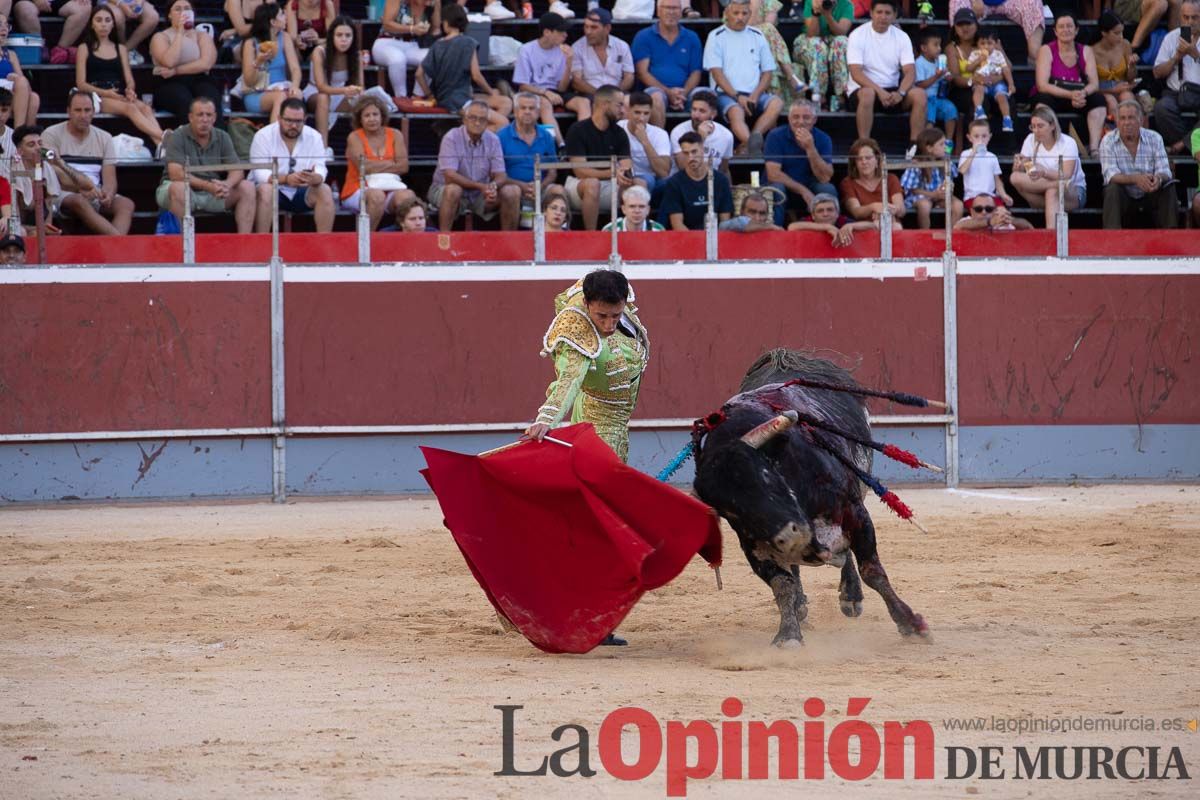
left=0, top=13, right=40, bottom=127
left=77, top=4, right=165, bottom=150
left=415, top=3, right=512, bottom=132
left=899, top=127, right=962, bottom=229
left=304, top=16, right=364, bottom=148
left=914, top=31, right=956, bottom=153
left=969, top=27, right=1014, bottom=132
left=958, top=118, right=1013, bottom=212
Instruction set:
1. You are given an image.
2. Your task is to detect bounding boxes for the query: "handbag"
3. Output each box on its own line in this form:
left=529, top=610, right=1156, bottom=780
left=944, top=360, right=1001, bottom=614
left=364, top=173, right=408, bottom=191
left=1178, top=81, right=1200, bottom=111
left=1050, top=78, right=1086, bottom=92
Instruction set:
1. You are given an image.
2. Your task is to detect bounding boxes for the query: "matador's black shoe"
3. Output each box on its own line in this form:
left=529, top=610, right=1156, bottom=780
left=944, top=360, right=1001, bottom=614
left=600, top=633, right=628, bottom=646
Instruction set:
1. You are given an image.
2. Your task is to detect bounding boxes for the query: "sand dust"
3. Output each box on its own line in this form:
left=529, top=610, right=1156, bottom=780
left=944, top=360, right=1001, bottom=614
left=1, top=485, right=1198, bottom=798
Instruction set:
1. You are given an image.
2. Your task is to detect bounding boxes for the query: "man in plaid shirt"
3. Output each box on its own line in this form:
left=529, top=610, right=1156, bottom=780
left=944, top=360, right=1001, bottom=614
left=1099, top=100, right=1178, bottom=229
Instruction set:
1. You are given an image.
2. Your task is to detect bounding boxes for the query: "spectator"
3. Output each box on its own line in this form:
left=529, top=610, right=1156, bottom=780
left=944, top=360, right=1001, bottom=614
left=12, top=0, right=93, bottom=65
left=1010, top=104, right=1086, bottom=228
left=748, top=0, right=808, bottom=107
left=669, top=90, right=734, bottom=177
left=1093, top=12, right=1140, bottom=125
left=155, top=97, right=256, bottom=234
left=1193, top=125, right=1200, bottom=226
left=1100, top=100, right=1177, bottom=229
left=498, top=91, right=561, bottom=213
left=702, top=0, right=783, bottom=155
left=395, top=196, right=437, bottom=232
left=9, top=125, right=95, bottom=235
left=959, top=117, right=1014, bottom=212
left=1151, top=0, right=1200, bottom=154
left=572, top=8, right=636, bottom=98
left=603, top=185, right=665, bottom=230
left=0, top=13, right=39, bottom=126
left=968, top=27, right=1014, bottom=132
left=945, top=9, right=985, bottom=127
left=341, top=94, right=415, bottom=231
left=76, top=4, right=164, bottom=149
left=764, top=98, right=836, bottom=226
left=900, top=127, right=963, bottom=229
left=1031, top=13, right=1106, bottom=158
left=0, top=164, right=10, bottom=229
left=840, top=136, right=906, bottom=227
left=719, top=190, right=784, bottom=231
left=249, top=97, right=333, bottom=233
left=953, top=191, right=1033, bottom=230
left=632, top=0, right=703, bottom=128
left=617, top=91, right=671, bottom=201
left=659, top=130, right=734, bottom=230
left=238, top=3, right=302, bottom=122
left=372, top=0, right=437, bottom=100
left=416, top=3, right=511, bottom=131
left=107, top=1, right=160, bottom=62
left=787, top=192, right=878, bottom=246
left=427, top=99, right=521, bottom=231
left=41, top=91, right=135, bottom=235
left=219, top=0, right=264, bottom=60
left=304, top=16, right=364, bottom=147
left=946, top=0, right=1043, bottom=64
left=286, top=0, right=334, bottom=62
left=792, top=0, right=852, bottom=113
left=514, top=12, right=591, bottom=145
left=542, top=191, right=572, bottom=231
left=0, top=232, right=22, bottom=264
left=1110, top=0, right=1180, bottom=53
left=914, top=32, right=958, bottom=149
left=0, top=88, right=14, bottom=178
left=565, top=85, right=639, bottom=231
left=846, top=0, right=927, bottom=156
left=151, top=0, right=223, bottom=128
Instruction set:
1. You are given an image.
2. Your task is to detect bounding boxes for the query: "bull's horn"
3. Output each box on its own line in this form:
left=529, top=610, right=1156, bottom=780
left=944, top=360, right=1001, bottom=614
left=740, top=410, right=799, bottom=449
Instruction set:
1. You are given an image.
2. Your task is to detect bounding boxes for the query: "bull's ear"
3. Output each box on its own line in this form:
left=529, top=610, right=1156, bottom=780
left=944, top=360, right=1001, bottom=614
left=740, top=410, right=799, bottom=449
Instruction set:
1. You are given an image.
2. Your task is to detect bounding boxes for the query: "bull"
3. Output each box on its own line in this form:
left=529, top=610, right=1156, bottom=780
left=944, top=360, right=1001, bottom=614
left=693, top=349, right=929, bottom=646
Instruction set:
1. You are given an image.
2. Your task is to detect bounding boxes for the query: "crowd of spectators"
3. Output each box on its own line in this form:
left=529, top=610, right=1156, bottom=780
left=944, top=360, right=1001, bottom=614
left=0, top=0, right=1196, bottom=250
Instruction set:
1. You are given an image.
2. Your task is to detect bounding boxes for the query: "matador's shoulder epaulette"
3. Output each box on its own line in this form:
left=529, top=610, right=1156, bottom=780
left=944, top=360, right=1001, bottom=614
left=541, top=306, right=602, bottom=359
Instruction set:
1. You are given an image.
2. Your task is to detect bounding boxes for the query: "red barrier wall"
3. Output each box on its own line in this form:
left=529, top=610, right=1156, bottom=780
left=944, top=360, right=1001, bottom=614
left=0, top=282, right=271, bottom=434
left=3, top=268, right=1198, bottom=436
left=28, top=229, right=1200, bottom=265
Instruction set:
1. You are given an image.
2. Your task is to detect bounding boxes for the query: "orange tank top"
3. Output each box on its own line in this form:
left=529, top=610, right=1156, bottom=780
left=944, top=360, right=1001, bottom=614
left=342, top=128, right=398, bottom=200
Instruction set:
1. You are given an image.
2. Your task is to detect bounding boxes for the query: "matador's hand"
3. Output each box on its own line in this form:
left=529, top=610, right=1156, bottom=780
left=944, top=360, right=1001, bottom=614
left=522, top=423, right=551, bottom=442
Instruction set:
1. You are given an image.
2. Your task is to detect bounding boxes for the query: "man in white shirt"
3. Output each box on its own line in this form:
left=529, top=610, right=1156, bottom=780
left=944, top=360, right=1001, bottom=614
left=38, top=91, right=134, bottom=235
left=571, top=8, right=636, bottom=98
left=668, top=90, right=734, bottom=177
left=847, top=0, right=927, bottom=153
left=617, top=91, right=671, bottom=200
left=249, top=98, right=334, bottom=233
left=701, top=0, right=782, bottom=155
left=1151, top=0, right=1200, bottom=152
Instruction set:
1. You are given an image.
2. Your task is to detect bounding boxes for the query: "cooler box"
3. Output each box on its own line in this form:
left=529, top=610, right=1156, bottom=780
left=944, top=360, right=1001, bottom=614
left=8, top=35, right=43, bottom=65
left=467, top=18, right=490, bottom=67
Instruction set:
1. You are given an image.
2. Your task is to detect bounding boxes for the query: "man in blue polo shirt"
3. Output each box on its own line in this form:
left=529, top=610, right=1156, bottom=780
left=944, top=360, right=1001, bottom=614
left=764, top=98, right=836, bottom=226
left=498, top=91, right=562, bottom=213
left=631, top=0, right=702, bottom=128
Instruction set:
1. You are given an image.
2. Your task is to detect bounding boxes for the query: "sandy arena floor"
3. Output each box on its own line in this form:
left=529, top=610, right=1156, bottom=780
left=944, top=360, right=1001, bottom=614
left=1, top=485, right=1198, bottom=799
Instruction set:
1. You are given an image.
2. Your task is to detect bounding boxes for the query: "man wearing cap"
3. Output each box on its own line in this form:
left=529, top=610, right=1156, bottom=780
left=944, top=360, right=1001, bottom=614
left=0, top=232, right=24, bottom=265
left=514, top=12, right=592, bottom=145
left=702, top=0, right=782, bottom=156
left=632, top=0, right=703, bottom=128
left=572, top=8, right=636, bottom=100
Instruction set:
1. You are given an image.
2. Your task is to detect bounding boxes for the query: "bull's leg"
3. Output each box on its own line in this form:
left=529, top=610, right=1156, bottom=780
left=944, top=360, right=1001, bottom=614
left=838, top=553, right=863, bottom=618
left=790, top=565, right=809, bottom=622
left=845, top=505, right=929, bottom=638
left=739, top=538, right=805, bottom=646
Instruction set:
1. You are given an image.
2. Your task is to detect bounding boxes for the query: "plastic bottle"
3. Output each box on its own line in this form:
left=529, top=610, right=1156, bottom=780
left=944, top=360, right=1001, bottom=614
left=222, top=85, right=232, bottom=118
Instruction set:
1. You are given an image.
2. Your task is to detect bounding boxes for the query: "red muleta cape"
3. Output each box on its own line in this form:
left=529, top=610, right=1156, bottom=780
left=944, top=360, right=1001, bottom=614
left=420, top=423, right=722, bottom=654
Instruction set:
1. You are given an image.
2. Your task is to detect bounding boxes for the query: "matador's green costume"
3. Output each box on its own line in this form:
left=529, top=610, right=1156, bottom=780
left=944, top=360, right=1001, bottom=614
left=534, top=279, right=650, bottom=463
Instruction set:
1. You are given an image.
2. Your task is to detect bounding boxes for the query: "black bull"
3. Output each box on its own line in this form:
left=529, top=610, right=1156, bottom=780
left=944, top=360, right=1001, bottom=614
left=693, top=350, right=929, bottom=646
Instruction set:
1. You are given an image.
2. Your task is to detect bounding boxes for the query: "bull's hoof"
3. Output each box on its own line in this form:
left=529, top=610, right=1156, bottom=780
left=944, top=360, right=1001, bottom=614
left=772, top=636, right=804, bottom=649
left=600, top=633, right=628, bottom=646
left=840, top=598, right=863, bottom=618
left=898, top=615, right=931, bottom=640
left=772, top=628, right=804, bottom=647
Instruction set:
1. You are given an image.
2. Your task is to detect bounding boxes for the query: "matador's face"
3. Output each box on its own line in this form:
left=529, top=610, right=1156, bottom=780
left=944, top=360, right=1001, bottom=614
left=584, top=300, right=626, bottom=338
